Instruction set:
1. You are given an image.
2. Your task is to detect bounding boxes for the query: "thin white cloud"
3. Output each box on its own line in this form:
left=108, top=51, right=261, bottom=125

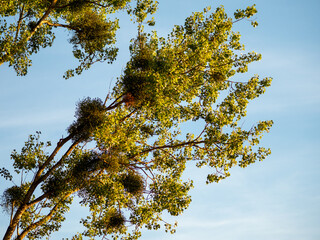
left=0, top=109, right=74, bottom=128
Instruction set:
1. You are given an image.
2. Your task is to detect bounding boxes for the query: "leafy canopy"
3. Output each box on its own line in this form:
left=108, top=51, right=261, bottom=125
left=1, top=1, right=273, bottom=240
left=0, top=0, right=131, bottom=78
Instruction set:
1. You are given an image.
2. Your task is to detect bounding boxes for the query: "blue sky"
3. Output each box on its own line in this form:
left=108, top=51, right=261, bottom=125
left=1, top=0, right=319, bottom=239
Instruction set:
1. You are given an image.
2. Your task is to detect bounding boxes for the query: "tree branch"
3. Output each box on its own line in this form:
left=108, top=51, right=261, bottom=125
left=26, top=193, right=50, bottom=208
left=37, top=139, right=80, bottom=185
left=131, top=140, right=205, bottom=160
left=3, top=133, right=72, bottom=240
left=42, top=21, right=78, bottom=31
left=14, top=4, right=25, bottom=43
left=16, top=193, right=72, bottom=240
left=26, top=0, right=58, bottom=42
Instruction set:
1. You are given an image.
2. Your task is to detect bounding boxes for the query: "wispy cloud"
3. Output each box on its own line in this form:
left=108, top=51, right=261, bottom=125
left=0, top=109, right=74, bottom=129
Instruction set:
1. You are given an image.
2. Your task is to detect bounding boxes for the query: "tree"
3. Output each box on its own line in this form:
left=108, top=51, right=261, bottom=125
left=1, top=1, right=273, bottom=240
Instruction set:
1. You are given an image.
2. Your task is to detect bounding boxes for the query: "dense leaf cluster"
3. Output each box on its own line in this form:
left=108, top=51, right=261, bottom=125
left=120, top=172, right=144, bottom=195
left=68, top=97, right=106, bottom=142
left=1, top=186, right=26, bottom=212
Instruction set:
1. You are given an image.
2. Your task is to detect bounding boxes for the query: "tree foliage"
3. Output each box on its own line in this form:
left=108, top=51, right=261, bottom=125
left=1, top=1, right=273, bottom=240
left=0, top=0, right=130, bottom=78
